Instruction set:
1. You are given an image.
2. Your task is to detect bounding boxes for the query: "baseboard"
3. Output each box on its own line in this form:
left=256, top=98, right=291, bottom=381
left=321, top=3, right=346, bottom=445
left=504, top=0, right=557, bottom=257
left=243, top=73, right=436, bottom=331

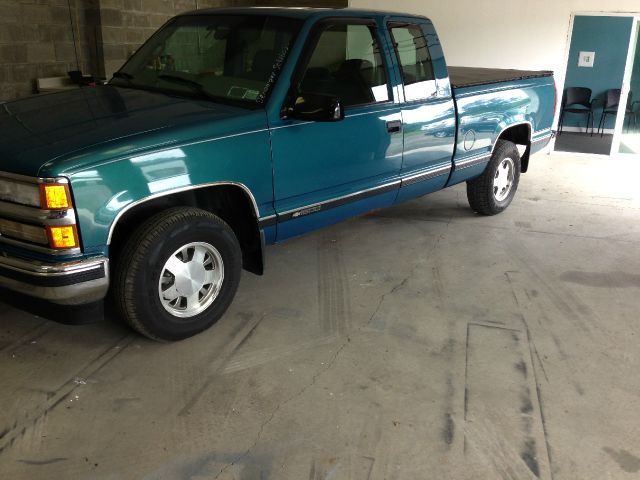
left=559, top=126, right=614, bottom=134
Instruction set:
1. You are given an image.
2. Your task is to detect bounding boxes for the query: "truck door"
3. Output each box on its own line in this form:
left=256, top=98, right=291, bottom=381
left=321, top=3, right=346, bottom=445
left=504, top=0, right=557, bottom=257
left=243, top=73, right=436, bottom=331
left=269, top=18, right=403, bottom=241
left=387, top=19, right=456, bottom=203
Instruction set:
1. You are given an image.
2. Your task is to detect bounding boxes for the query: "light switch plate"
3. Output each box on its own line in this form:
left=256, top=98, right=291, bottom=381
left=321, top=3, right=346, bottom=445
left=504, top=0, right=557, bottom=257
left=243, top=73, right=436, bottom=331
left=578, top=51, right=595, bottom=68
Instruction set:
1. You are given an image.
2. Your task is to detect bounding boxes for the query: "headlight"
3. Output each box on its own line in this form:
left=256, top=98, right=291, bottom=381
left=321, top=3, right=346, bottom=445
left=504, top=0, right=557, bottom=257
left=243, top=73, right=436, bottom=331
left=0, top=178, right=41, bottom=207
left=0, top=178, right=73, bottom=210
left=40, top=183, right=72, bottom=209
left=0, top=174, right=79, bottom=252
left=0, top=218, right=49, bottom=245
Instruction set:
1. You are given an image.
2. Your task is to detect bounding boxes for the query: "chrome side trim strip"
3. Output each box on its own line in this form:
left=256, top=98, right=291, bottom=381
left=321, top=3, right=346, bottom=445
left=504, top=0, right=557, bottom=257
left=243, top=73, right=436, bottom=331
left=532, top=132, right=553, bottom=143
left=258, top=214, right=277, bottom=228
left=107, top=181, right=261, bottom=245
left=401, top=164, right=452, bottom=186
left=278, top=180, right=401, bottom=221
left=269, top=163, right=455, bottom=225
left=532, top=128, right=552, bottom=139
left=456, top=153, right=491, bottom=170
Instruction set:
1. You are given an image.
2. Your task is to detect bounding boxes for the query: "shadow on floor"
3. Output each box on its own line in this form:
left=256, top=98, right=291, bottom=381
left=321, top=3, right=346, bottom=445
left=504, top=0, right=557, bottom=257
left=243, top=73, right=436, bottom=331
left=555, top=132, right=613, bottom=155
left=0, top=287, right=106, bottom=324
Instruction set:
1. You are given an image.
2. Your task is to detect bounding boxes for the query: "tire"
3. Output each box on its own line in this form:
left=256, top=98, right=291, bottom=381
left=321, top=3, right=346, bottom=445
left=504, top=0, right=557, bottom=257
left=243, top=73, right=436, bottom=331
left=466, top=139, right=521, bottom=215
left=113, top=207, right=242, bottom=341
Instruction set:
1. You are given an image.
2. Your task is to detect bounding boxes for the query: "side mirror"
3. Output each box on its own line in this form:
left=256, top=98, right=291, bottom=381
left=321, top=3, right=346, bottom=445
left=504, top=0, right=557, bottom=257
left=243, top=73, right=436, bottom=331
left=288, top=93, right=344, bottom=122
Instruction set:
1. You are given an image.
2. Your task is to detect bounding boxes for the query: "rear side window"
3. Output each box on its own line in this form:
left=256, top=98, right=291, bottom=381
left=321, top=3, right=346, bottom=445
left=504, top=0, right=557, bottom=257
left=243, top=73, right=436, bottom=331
left=298, top=22, right=390, bottom=107
left=390, top=24, right=436, bottom=101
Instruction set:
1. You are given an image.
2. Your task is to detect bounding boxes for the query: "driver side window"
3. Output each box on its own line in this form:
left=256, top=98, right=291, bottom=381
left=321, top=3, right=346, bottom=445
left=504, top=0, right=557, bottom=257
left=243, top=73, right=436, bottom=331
left=299, top=22, right=390, bottom=107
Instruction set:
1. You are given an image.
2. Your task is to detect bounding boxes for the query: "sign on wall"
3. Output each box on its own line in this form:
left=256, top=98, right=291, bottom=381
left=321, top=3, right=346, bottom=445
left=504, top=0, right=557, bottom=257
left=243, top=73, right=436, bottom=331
left=578, top=51, right=596, bottom=67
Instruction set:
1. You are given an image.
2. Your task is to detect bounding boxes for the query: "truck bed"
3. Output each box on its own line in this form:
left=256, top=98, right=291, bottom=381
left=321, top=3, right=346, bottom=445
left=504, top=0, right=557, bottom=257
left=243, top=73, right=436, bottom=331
left=448, top=67, right=553, bottom=89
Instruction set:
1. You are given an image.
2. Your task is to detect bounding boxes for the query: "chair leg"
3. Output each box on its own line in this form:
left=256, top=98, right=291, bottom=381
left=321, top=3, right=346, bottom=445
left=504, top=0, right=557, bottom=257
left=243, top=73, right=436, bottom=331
left=558, top=111, right=564, bottom=135
left=600, top=112, right=609, bottom=137
left=586, top=112, right=590, bottom=135
left=590, top=111, right=595, bottom=137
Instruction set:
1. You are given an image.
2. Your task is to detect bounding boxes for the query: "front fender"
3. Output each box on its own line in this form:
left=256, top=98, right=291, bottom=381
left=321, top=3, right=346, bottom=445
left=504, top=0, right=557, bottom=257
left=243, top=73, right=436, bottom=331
left=68, top=127, right=273, bottom=256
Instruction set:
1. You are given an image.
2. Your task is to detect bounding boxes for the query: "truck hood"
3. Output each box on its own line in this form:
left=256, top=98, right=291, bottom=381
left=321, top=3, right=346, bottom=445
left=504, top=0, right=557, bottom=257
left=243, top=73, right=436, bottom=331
left=0, top=86, right=256, bottom=177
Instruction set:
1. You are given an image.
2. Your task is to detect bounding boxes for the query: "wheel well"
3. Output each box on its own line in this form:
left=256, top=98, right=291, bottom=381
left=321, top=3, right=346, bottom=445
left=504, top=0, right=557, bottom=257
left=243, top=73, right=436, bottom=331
left=109, top=186, right=264, bottom=275
left=498, top=123, right=532, bottom=173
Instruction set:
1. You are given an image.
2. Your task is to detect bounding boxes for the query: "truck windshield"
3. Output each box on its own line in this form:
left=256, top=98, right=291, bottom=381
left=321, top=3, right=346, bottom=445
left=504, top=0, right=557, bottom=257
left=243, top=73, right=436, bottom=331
left=111, top=15, right=303, bottom=108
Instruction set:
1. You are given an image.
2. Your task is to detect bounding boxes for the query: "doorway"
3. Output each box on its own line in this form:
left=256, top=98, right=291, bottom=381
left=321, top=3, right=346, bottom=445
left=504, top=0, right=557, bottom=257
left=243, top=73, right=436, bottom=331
left=555, top=14, right=636, bottom=156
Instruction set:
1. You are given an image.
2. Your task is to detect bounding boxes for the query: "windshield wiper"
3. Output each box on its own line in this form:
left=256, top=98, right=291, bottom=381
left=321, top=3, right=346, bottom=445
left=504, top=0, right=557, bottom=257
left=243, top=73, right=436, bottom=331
left=157, top=74, right=220, bottom=102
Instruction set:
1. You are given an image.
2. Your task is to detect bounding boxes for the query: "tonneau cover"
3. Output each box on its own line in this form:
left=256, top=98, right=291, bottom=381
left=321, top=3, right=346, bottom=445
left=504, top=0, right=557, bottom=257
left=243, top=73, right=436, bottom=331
left=448, top=67, right=553, bottom=89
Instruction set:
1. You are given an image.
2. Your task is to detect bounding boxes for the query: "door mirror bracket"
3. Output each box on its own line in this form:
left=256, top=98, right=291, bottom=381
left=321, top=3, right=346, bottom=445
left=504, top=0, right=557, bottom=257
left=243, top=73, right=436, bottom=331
left=284, top=93, right=344, bottom=122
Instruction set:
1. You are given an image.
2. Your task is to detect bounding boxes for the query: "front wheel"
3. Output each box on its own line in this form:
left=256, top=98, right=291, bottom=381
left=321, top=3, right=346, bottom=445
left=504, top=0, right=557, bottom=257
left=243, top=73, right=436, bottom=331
left=466, top=139, right=521, bottom=215
left=113, top=207, right=242, bottom=341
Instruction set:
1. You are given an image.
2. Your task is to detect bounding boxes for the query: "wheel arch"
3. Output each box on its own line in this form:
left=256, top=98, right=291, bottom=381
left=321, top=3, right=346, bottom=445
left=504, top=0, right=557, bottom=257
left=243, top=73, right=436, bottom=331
left=493, top=122, right=532, bottom=173
left=108, top=183, right=265, bottom=275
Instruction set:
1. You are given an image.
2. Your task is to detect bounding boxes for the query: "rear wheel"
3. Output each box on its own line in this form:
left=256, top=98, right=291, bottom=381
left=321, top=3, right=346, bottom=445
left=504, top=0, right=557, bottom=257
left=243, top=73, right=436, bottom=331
left=113, top=207, right=242, bottom=341
left=466, top=139, right=521, bottom=215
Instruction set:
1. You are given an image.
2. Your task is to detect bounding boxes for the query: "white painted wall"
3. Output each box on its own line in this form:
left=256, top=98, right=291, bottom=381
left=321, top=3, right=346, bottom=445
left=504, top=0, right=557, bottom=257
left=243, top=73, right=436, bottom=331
left=350, top=0, right=640, bottom=128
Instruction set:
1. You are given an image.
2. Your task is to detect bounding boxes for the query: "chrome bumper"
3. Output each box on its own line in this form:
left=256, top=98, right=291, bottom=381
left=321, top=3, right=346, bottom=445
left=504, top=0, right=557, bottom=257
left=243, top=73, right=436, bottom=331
left=0, top=254, right=109, bottom=305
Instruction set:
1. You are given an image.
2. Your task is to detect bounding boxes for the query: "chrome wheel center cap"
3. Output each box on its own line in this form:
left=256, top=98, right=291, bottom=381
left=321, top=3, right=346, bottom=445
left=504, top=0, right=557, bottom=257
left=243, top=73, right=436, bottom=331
left=175, top=261, right=207, bottom=297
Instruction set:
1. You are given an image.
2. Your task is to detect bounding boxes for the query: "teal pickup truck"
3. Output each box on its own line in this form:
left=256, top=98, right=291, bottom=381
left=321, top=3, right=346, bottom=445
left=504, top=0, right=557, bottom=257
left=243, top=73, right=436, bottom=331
left=0, top=8, right=555, bottom=340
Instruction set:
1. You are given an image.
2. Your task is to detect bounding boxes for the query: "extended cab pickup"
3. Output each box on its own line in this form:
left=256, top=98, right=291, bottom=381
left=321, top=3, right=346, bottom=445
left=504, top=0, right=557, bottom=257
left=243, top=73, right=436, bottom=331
left=0, top=8, right=555, bottom=340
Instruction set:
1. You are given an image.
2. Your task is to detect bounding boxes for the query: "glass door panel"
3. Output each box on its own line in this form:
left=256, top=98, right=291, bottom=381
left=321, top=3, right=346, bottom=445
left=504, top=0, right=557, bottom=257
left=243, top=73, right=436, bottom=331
left=617, top=20, right=640, bottom=154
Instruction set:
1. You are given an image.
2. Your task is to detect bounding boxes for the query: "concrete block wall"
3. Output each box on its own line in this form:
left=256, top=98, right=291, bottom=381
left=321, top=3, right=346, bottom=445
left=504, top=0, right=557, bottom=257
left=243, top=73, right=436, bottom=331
left=0, top=0, right=346, bottom=102
left=99, top=0, right=347, bottom=78
left=98, top=0, right=243, bottom=79
left=0, top=0, right=92, bottom=101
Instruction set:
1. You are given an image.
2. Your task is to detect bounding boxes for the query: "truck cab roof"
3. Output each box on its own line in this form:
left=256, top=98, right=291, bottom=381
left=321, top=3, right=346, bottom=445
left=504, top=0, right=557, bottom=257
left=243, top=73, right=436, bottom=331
left=178, top=7, right=425, bottom=21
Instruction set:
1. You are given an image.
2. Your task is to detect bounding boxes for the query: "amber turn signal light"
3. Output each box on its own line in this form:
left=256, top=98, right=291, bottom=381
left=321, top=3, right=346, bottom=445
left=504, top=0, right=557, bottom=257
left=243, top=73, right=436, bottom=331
left=40, top=184, right=72, bottom=210
left=46, top=225, right=79, bottom=249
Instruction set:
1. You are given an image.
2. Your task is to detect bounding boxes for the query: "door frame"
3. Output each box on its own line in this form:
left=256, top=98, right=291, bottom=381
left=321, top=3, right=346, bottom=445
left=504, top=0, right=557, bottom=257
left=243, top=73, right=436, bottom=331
left=612, top=17, right=640, bottom=155
left=553, top=11, right=640, bottom=157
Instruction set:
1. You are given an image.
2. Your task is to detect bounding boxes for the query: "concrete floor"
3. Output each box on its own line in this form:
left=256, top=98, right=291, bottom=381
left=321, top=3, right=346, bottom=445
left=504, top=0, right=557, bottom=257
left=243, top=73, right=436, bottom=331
left=1, top=153, right=640, bottom=480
